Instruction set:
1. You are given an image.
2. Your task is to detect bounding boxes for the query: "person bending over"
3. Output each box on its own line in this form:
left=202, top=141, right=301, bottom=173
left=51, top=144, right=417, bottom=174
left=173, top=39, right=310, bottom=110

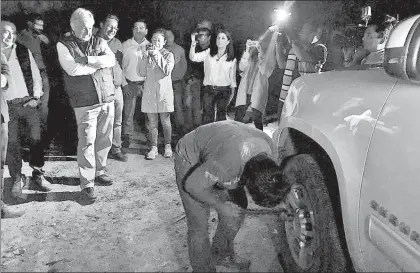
left=174, top=120, right=289, bottom=272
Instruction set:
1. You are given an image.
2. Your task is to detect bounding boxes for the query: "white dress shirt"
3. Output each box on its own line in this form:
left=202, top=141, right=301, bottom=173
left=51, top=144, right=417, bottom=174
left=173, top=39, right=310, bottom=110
left=121, top=37, right=151, bottom=83
left=1, top=45, right=43, bottom=101
left=56, top=40, right=115, bottom=76
left=190, top=48, right=237, bottom=88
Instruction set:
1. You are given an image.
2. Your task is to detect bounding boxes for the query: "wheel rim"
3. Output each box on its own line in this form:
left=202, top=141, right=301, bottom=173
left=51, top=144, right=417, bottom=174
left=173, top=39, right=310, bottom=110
left=284, top=183, right=318, bottom=270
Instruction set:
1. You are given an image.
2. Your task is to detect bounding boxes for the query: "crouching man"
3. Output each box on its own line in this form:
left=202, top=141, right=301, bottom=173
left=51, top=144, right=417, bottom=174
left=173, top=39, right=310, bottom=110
left=174, top=120, right=289, bottom=272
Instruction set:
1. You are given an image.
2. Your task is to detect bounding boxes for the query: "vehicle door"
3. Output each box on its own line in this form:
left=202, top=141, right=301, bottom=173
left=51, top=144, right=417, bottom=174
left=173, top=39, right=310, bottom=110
left=358, top=79, right=420, bottom=272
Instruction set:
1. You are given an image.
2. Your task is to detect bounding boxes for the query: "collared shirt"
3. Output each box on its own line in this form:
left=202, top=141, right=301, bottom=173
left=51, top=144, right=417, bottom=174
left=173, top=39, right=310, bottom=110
left=190, top=48, right=237, bottom=88
left=56, top=39, right=115, bottom=77
left=121, top=37, right=151, bottom=82
left=17, top=29, right=46, bottom=70
left=105, top=37, right=123, bottom=87
left=1, top=44, right=43, bottom=101
left=165, top=43, right=187, bottom=81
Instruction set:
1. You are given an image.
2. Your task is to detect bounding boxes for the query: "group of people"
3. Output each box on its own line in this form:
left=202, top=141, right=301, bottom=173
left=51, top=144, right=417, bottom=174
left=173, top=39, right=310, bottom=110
left=0, top=5, right=401, bottom=272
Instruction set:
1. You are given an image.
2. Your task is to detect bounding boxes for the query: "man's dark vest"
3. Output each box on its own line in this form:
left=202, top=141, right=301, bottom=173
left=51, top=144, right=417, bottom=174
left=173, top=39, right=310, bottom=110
left=59, top=35, right=114, bottom=108
left=15, top=42, right=34, bottom=96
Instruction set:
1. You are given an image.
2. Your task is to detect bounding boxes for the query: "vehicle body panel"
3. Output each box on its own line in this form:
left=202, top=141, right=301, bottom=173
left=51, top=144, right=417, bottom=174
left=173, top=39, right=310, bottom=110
left=273, top=68, right=397, bottom=271
left=359, top=79, right=420, bottom=271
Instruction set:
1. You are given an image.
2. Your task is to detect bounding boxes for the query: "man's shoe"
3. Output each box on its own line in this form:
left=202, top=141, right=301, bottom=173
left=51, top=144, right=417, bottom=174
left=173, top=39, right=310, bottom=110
left=164, top=144, right=173, bottom=158
left=79, top=187, right=97, bottom=205
left=146, top=146, right=158, bottom=160
left=11, top=176, right=25, bottom=198
left=95, top=174, right=113, bottom=186
left=32, top=172, right=52, bottom=192
left=1, top=202, right=24, bottom=219
left=108, top=148, right=128, bottom=162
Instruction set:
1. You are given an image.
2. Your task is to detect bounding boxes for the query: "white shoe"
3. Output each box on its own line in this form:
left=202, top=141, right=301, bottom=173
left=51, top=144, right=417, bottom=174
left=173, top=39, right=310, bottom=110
left=164, top=144, right=173, bottom=158
left=146, top=146, right=158, bottom=160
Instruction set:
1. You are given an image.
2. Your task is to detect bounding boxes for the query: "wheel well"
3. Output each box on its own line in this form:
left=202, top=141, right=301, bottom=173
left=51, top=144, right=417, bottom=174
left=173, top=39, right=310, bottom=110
left=279, top=128, right=355, bottom=271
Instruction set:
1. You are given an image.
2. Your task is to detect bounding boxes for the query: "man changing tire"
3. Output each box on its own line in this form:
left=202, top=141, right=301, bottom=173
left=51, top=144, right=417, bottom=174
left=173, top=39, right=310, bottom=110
left=174, top=120, right=289, bottom=272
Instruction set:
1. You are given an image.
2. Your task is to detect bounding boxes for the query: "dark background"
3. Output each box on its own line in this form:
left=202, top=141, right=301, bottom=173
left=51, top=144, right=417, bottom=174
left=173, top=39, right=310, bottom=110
left=2, top=0, right=420, bottom=155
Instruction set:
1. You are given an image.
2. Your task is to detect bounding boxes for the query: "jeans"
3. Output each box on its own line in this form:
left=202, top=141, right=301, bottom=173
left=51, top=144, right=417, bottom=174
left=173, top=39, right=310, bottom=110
left=112, top=86, right=123, bottom=149
left=174, top=153, right=247, bottom=272
left=73, top=102, right=114, bottom=190
left=7, top=104, right=44, bottom=180
left=202, top=86, right=232, bottom=125
left=122, top=80, right=145, bottom=137
left=184, top=77, right=202, bottom=129
left=147, top=112, right=172, bottom=147
left=173, top=80, right=185, bottom=131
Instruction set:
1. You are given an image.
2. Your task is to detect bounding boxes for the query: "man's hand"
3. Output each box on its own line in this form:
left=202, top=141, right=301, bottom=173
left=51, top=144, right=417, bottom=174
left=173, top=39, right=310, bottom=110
left=38, top=34, right=50, bottom=45
left=23, top=99, right=40, bottom=108
left=75, top=56, right=88, bottom=65
left=219, top=201, right=244, bottom=219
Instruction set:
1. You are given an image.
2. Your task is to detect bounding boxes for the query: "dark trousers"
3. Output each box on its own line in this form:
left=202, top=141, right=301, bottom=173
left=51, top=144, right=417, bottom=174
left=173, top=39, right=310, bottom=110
left=172, top=80, right=185, bottom=132
left=122, top=80, right=145, bottom=137
left=174, top=152, right=247, bottom=271
left=235, top=105, right=264, bottom=131
left=202, top=86, right=232, bottom=125
left=6, top=103, right=44, bottom=180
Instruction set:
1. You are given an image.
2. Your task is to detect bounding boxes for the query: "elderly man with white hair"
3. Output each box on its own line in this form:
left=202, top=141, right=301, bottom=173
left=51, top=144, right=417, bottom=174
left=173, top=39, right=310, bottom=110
left=57, top=8, right=116, bottom=204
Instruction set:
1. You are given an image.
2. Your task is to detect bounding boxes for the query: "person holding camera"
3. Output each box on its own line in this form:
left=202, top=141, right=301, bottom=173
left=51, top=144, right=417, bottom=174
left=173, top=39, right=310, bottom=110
left=141, top=29, right=175, bottom=160
left=189, top=29, right=237, bottom=124
left=235, top=27, right=282, bottom=130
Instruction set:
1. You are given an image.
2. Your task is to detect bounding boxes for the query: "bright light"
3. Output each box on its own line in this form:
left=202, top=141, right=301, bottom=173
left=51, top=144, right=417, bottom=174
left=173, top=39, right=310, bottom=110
left=274, top=8, right=291, bottom=21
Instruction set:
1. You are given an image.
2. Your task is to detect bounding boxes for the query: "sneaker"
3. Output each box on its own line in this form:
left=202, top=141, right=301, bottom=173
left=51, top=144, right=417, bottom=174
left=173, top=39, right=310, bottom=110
left=79, top=187, right=97, bottom=205
left=108, top=147, right=128, bottom=162
left=11, top=176, right=26, bottom=198
left=95, top=174, right=113, bottom=186
left=164, top=144, right=173, bottom=158
left=146, top=146, right=158, bottom=160
left=32, top=172, right=52, bottom=192
left=1, top=201, right=24, bottom=219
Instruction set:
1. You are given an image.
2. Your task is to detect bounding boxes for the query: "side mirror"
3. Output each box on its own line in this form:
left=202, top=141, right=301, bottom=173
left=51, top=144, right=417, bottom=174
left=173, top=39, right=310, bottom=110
left=384, top=14, right=420, bottom=82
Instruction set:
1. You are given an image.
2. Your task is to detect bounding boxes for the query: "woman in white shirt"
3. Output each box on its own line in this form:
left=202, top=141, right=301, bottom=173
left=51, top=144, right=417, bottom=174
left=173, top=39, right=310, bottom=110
left=189, top=29, right=237, bottom=124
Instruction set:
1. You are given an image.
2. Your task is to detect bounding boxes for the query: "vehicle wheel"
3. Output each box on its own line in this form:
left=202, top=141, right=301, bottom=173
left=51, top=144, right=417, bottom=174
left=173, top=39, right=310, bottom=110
left=275, top=154, right=350, bottom=272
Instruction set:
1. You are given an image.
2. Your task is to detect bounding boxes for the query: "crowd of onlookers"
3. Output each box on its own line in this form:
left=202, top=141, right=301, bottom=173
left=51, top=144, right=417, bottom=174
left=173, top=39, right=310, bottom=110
left=1, top=5, right=399, bottom=216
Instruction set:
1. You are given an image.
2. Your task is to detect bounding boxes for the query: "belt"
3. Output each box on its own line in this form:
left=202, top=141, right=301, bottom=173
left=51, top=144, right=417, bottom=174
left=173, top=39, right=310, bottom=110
left=206, top=85, right=230, bottom=89
left=126, top=78, right=145, bottom=85
left=7, top=96, right=38, bottom=105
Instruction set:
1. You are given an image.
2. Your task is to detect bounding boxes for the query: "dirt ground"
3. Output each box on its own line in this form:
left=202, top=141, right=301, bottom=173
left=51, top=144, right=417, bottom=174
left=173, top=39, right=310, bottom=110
left=1, top=122, right=283, bottom=272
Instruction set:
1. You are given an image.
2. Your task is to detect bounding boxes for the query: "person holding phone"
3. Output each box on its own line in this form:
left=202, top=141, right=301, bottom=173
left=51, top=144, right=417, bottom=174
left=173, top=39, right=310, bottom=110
left=141, top=29, right=175, bottom=160
left=189, top=29, right=237, bottom=124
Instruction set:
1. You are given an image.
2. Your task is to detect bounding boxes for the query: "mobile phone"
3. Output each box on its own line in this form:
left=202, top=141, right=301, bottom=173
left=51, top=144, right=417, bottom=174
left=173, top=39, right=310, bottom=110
left=249, top=40, right=259, bottom=47
left=361, top=6, right=371, bottom=21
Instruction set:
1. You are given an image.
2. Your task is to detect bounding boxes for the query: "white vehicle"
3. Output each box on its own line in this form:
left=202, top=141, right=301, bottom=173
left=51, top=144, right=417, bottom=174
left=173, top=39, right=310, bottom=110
left=272, top=14, right=420, bottom=272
